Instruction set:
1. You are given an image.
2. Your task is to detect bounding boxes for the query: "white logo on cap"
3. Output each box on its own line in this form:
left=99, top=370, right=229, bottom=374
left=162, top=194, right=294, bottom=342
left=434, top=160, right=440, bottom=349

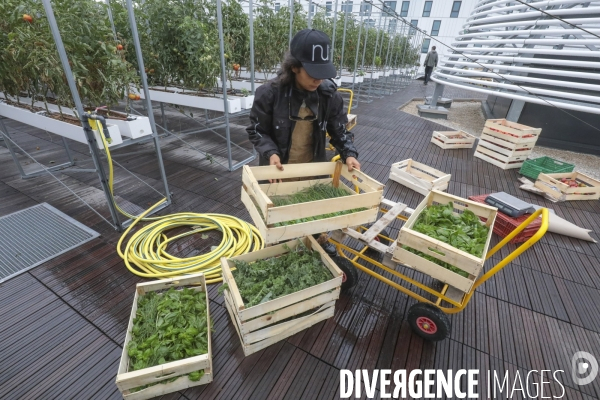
left=312, top=44, right=329, bottom=61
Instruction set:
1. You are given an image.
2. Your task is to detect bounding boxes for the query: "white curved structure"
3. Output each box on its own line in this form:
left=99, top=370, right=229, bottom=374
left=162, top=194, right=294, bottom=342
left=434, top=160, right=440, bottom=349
left=432, top=0, right=600, bottom=114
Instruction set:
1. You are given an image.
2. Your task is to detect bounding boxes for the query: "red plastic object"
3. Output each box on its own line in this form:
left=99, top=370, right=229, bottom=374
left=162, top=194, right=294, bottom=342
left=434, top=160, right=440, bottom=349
left=469, top=194, right=542, bottom=244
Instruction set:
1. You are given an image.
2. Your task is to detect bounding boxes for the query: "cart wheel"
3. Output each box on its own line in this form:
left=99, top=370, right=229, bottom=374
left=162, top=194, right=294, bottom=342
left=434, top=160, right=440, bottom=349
left=332, top=256, right=359, bottom=293
left=364, top=228, right=391, bottom=261
left=407, top=303, right=451, bottom=341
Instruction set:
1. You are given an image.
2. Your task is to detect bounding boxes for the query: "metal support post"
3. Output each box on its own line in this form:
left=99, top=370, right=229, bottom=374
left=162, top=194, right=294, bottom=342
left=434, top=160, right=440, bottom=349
left=356, top=18, right=370, bottom=103
left=126, top=0, right=172, bottom=202
left=430, top=82, right=445, bottom=108
left=249, top=0, right=256, bottom=94
left=338, top=6, right=349, bottom=78
left=366, top=13, right=383, bottom=100
left=289, top=0, right=294, bottom=47
left=42, top=0, right=122, bottom=230
left=308, top=0, right=313, bottom=28
left=216, top=0, right=234, bottom=171
left=331, top=0, right=339, bottom=61
left=351, top=12, right=364, bottom=96
left=105, top=0, right=118, bottom=41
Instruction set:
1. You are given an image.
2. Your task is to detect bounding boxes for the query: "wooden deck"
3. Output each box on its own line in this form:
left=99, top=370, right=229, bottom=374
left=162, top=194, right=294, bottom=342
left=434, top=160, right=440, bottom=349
left=1, top=82, right=600, bottom=399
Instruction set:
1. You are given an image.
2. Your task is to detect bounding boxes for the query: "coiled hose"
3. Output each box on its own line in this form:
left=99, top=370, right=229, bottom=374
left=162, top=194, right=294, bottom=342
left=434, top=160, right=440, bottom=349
left=90, top=117, right=264, bottom=283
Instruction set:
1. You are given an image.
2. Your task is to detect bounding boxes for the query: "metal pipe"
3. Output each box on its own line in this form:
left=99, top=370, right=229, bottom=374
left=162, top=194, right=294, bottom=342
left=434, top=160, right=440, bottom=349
left=126, top=0, right=172, bottom=203
left=351, top=12, right=364, bottom=94
left=289, top=0, right=294, bottom=47
left=249, top=0, right=256, bottom=94
left=308, top=0, right=313, bottom=28
left=217, top=0, right=233, bottom=171
left=42, top=0, right=122, bottom=230
left=356, top=18, right=370, bottom=103
left=367, top=13, right=383, bottom=99
left=105, top=0, right=117, bottom=41
left=331, top=0, right=339, bottom=61
left=339, top=5, right=349, bottom=77
left=466, top=6, right=600, bottom=26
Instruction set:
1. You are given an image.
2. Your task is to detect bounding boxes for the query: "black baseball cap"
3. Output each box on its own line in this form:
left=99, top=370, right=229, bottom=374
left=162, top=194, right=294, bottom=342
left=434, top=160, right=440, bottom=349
left=290, top=29, right=337, bottom=80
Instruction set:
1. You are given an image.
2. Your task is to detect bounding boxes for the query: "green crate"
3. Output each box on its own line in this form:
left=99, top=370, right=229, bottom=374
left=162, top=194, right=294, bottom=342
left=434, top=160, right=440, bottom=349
left=519, top=156, right=575, bottom=180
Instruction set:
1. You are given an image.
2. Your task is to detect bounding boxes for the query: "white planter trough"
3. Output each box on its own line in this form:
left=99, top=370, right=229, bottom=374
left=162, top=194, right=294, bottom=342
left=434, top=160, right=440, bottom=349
left=365, top=71, right=380, bottom=79
left=109, top=116, right=153, bottom=139
left=333, top=77, right=342, bottom=86
left=216, top=94, right=254, bottom=109
left=340, top=75, right=364, bottom=83
left=217, top=78, right=264, bottom=91
left=137, top=88, right=242, bottom=114
left=0, top=101, right=122, bottom=148
left=238, top=70, right=277, bottom=80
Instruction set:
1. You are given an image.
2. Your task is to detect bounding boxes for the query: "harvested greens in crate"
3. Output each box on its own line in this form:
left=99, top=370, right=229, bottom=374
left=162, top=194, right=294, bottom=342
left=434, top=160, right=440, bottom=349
left=393, top=191, right=497, bottom=293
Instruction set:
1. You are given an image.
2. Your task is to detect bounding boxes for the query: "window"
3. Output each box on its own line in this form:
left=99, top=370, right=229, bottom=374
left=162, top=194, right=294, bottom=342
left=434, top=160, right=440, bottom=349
left=365, top=18, right=376, bottom=27
left=309, top=4, right=315, bottom=15
left=400, top=1, right=409, bottom=17
left=360, top=2, right=372, bottom=16
left=421, top=38, right=431, bottom=53
left=326, top=1, right=332, bottom=16
left=409, top=19, right=418, bottom=35
left=451, top=1, right=461, bottom=17
left=422, top=1, right=432, bottom=17
left=431, top=20, right=441, bottom=36
left=383, top=1, right=397, bottom=16
left=274, top=2, right=280, bottom=11
left=341, top=1, right=353, bottom=13
left=388, top=19, right=397, bottom=33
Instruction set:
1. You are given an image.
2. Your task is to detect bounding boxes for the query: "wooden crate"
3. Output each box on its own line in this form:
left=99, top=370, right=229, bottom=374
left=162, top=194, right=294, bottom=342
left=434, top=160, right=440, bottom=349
left=535, top=172, right=600, bottom=201
left=392, top=190, right=497, bottom=293
left=389, top=159, right=451, bottom=196
left=116, top=274, right=212, bottom=400
left=431, top=130, right=476, bottom=149
left=346, top=114, right=357, bottom=130
left=241, top=162, right=384, bottom=244
left=482, top=119, right=541, bottom=143
left=221, top=236, right=343, bottom=356
left=475, top=119, right=541, bottom=169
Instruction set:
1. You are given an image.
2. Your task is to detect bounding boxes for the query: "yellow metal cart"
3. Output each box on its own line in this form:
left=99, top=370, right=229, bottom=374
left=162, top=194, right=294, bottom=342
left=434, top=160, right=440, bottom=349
left=326, top=200, right=549, bottom=341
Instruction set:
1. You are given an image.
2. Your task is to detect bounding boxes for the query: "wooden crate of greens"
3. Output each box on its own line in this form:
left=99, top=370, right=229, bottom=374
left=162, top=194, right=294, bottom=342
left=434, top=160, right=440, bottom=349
left=393, top=190, right=497, bottom=293
left=241, top=162, right=384, bottom=244
left=221, top=235, right=343, bottom=356
left=116, top=273, right=212, bottom=400
left=534, top=172, right=600, bottom=201
left=431, top=130, right=476, bottom=149
left=388, top=159, right=451, bottom=196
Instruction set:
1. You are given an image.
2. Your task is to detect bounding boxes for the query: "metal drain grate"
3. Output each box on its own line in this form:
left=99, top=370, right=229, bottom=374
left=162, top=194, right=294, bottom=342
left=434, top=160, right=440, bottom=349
left=0, top=203, right=99, bottom=283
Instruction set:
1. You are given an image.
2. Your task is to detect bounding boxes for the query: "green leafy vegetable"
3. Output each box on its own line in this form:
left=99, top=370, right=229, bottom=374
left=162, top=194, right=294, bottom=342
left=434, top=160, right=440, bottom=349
left=268, top=183, right=367, bottom=226
left=403, top=202, right=490, bottom=278
left=223, top=242, right=332, bottom=308
left=127, top=287, right=209, bottom=392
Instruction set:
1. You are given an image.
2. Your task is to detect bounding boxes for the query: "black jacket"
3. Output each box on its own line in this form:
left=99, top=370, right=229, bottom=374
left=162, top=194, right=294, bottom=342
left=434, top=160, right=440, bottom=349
left=247, top=78, right=359, bottom=165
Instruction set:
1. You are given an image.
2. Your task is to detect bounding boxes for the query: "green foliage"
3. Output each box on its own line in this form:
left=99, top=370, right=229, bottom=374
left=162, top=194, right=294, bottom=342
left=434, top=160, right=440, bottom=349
left=228, top=242, right=332, bottom=308
left=0, top=0, right=138, bottom=110
left=269, top=183, right=367, bottom=226
left=127, top=287, right=209, bottom=391
left=403, top=202, right=490, bottom=277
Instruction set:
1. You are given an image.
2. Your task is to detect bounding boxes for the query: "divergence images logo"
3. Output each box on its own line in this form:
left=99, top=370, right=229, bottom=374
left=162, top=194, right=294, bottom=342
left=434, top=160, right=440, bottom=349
left=572, top=351, right=599, bottom=386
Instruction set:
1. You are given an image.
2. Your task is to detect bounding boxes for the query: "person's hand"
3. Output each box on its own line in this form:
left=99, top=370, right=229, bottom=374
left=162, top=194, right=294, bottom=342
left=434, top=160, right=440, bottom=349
left=269, top=154, right=283, bottom=183
left=346, top=157, right=360, bottom=172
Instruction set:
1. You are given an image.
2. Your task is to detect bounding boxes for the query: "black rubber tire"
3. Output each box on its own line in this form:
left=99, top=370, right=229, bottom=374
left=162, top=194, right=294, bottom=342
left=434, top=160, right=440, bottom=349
left=407, top=303, right=451, bottom=341
left=332, top=256, right=359, bottom=293
left=364, top=228, right=392, bottom=261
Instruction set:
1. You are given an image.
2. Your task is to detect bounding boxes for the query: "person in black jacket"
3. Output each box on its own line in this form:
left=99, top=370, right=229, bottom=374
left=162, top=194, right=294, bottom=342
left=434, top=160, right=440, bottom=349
left=247, top=28, right=360, bottom=175
left=246, top=29, right=360, bottom=255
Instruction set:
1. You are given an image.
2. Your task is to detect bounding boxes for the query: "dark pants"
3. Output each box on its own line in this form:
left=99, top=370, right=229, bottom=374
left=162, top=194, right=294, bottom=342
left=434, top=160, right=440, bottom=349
left=424, top=66, right=433, bottom=84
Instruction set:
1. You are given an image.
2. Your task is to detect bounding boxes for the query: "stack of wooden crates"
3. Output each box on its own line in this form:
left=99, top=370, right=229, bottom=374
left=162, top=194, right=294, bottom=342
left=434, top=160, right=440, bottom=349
left=474, top=119, right=541, bottom=170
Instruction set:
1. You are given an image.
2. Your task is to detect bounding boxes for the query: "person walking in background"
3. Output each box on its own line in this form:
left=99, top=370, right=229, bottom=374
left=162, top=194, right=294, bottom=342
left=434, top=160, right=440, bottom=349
left=423, top=46, right=438, bottom=85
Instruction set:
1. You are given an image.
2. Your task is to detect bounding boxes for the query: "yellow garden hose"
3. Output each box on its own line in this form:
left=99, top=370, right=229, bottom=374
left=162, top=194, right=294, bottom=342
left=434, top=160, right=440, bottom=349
left=88, top=116, right=264, bottom=283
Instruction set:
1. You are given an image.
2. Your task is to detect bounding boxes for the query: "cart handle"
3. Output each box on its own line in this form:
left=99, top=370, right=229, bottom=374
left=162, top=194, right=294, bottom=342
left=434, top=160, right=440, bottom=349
left=471, top=207, right=549, bottom=291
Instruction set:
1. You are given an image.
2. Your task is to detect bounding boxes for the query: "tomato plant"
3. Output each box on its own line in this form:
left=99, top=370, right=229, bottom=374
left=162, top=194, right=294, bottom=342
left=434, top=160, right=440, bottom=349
left=0, top=0, right=138, bottom=115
